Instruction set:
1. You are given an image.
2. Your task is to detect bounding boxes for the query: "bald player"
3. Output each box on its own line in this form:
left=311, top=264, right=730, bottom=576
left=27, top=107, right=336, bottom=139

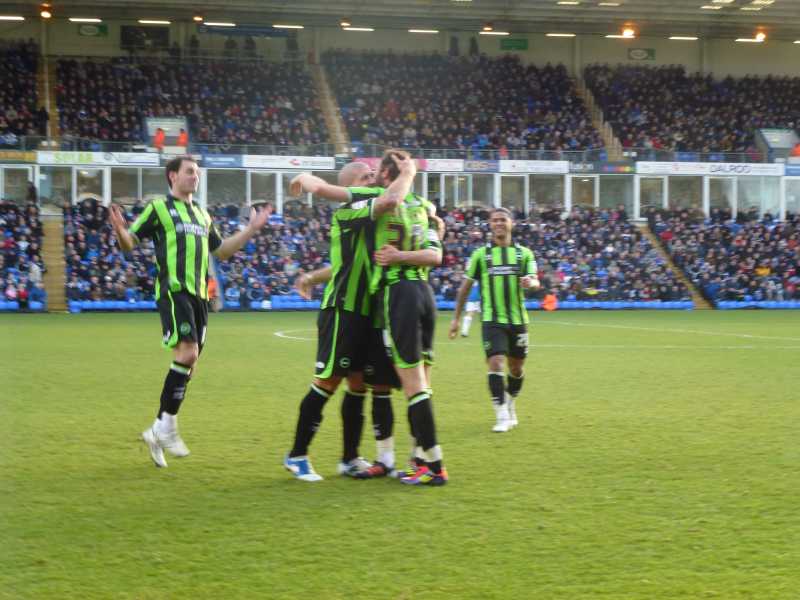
left=284, top=160, right=412, bottom=481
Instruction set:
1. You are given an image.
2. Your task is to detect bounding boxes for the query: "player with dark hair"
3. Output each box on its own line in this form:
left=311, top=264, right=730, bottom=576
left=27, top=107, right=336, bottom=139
left=282, top=156, right=414, bottom=481
left=449, top=207, right=539, bottom=432
left=109, top=155, right=270, bottom=467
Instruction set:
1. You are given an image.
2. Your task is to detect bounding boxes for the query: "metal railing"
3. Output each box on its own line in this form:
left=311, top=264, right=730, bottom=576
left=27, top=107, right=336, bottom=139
left=0, top=136, right=768, bottom=164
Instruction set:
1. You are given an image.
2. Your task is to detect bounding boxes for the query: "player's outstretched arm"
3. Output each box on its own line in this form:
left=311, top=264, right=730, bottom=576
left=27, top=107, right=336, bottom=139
left=295, top=266, right=332, bottom=299
left=108, top=204, right=136, bottom=252
left=289, top=173, right=351, bottom=202
left=213, top=205, right=271, bottom=261
left=449, top=278, right=474, bottom=339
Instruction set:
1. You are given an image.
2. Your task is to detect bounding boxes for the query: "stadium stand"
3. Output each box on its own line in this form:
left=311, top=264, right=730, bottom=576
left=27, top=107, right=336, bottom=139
left=432, top=205, right=692, bottom=310
left=55, top=58, right=328, bottom=149
left=648, top=207, right=800, bottom=308
left=0, top=200, right=47, bottom=311
left=584, top=64, right=800, bottom=158
left=0, top=39, right=47, bottom=147
left=323, top=50, right=604, bottom=156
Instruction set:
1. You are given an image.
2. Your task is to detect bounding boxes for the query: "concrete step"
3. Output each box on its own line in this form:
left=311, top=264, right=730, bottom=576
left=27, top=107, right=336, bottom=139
left=42, top=219, right=67, bottom=312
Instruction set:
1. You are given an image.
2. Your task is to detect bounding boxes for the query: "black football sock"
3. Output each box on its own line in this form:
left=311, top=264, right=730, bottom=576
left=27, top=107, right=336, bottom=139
left=507, top=372, right=524, bottom=397
left=158, top=361, right=192, bottom=418
left=371, top=392, right=394, bottom=441
left=341, top=388, right=366, bottom=463
left=289, top=384, right=331, bottom=458
left=488, top=371, right=505, bottom=405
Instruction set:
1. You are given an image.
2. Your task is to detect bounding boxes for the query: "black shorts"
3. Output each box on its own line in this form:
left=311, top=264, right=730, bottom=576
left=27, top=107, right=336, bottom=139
left=364, top=327, right=400, bottom=389
left=315, top=307, right=370, bottom=379
left=482, top=322, right=529, bottom=359
left=157, top=290, right=208, bottom=350
left=380, top=280, right=436, bottom=369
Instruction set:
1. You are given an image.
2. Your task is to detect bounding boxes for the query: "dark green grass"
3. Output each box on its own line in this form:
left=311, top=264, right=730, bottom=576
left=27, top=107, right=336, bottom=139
left=2, top=311, right=799, bottom=599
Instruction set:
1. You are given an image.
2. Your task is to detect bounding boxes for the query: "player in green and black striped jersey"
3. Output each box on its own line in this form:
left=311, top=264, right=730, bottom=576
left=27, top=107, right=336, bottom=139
left=282, top=157, right=415, bottom=481
left=449, top=207, right=540, bottom=433
left=109, top=155, right=270, bottom=468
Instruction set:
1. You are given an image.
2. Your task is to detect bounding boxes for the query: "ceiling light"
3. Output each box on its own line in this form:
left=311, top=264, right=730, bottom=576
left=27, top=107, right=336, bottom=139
left=622, top=27, right=635, bottom=37
left=598, top=2, right=620, bottom=5
left=0, top=15, right=25, bottom=20
left=755, top=31, right=766, bottom=41
left=193, top=15, right=203, bottom=22
left=480, top=31, right=510, bottom=35
left=546, top=33, right=576, bottom=37
left=138, top=20, right=171, bottom=25
left=557, top=1, right=581, bottom=4
left=409, top=29, right=439, bottom=34
left=751, top=0, right=774, bottom=4
left=712, top=0, right=734, bottom=3
left=343, top=27, right=374, bottom=32
left=670, top=36, right=699, bottom=40
left=204, top=22, right=235, bottom=27
left=735, top=38, right=763, bottom=42
left=606, top=34, right=632, bottom=39
left=740, top=6, right=761, bottom=10
left=273, top=24, right=304, bottom=29
left=700, top=5, right=722, bottom=9
left=794, top=40, right=800, bottom=44
left=340, top=18, right=351, bottom=27
left=483, top=23, right=494, bottom=31
left=40, top=10, right=51, bottom=18
left=69, top=17, right=102, bottom=22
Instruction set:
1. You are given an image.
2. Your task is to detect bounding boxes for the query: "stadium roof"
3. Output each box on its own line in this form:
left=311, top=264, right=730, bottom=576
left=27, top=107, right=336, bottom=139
left=12, top=0, right=800, bottom=41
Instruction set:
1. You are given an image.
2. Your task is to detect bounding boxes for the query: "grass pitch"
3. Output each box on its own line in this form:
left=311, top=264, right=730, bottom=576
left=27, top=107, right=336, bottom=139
left=2, top=310, right=799, bottom=599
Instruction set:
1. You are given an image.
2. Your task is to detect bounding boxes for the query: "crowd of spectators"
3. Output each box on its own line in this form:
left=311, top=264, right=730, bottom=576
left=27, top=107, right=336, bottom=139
left=213, top=201, right=331, bottom=307
left=56, top=57, right=327, bottom=148
left=584, top=64, right=800, bottom=156
left=0, top=38, right=48, bottom=146
left=1, top=200, right=47, bottom=308
left=649, top=207, right=800, bottom=303
left=64, top=199, right=157, bottom=303
left=323, top=50, right=604, bottom=155
left=431, top=205, right=690, bottom=303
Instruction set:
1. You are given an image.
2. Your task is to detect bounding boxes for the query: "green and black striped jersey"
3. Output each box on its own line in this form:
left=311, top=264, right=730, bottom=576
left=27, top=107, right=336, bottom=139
left=369, top=193, right=441, bottom=293
left=128, top=194, right=222, bottom=301
left=320, top=188, right=378, bottom=317
left=465, top=243, right=537, bottom=325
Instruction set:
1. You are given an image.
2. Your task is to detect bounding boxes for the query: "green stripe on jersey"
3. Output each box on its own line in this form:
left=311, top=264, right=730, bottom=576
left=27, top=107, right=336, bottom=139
left=173, top=201, right=197, bottom=296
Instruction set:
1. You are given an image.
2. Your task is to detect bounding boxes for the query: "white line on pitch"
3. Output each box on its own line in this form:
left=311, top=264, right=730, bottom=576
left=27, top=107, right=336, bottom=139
left=538, top=320, right=800, bottom=342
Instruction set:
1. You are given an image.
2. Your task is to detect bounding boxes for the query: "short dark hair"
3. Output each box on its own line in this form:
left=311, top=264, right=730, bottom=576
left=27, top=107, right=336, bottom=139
left=165, top=155, right=198, bottom=188
left=379, top=148, right=410, bottom=182
left=490, top=207, right=513, bottom=218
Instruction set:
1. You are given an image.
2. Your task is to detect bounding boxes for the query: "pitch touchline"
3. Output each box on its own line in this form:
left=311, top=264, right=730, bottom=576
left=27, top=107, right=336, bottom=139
left=538, top=320, right=800, bottom=342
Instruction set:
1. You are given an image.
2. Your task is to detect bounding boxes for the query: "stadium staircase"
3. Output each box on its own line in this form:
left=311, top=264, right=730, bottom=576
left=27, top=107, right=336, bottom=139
left=41, top=215, right=67, bottom=312
left=309, top=63, right=350, bottom=155
left=636, top=223, right=713, bottom=310
left=576, top=78, right=623, bottom=161
left=36, top=56, right=60, bottom=139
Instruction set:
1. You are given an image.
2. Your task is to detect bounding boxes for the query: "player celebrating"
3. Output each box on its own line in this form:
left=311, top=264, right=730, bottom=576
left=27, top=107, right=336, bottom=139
left=448, top=207, right=539, bottom=433
left=109, top=155, right=270, bottom=467
left=283, top=156, right=414, bottom=481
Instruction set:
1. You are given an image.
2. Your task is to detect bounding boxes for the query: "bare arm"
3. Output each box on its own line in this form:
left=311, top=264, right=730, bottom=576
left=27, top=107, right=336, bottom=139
left=372, top=154, right=417, bottom=217
left=108, top=204, right=136, bottom=252
left=213, top=206, right=271, bottom=261
left=448, top=278, right=474, bottom=339
left=295, top=266, right=332, bottom=300
left=374, top=246, right=441, bottom=267
left=289, top=174, right=351, bottom=202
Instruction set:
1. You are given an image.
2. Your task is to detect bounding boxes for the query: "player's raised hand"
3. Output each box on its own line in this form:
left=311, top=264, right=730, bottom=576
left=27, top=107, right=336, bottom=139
left=108, top=203, right=127, bottom=232
left=289, top=174, right=307, bottom=197
left=374, top=244, right=401, bottom=266
left=429, top=214, right=445, bottom=240
left=247, top=204, right=272, bottom=233
left=448, top=318, right=460, bottom=340
left=392, top=153, right=417, bottom=178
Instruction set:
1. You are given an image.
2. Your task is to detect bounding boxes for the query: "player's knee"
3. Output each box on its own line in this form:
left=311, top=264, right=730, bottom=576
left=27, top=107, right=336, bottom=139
left=313, top=376, right=340, bottom=395
left=488, top=355, right=505, bottom=372
left=175, top=343, right=199, bottom=367
left=345, top=372, right=365, bottom=393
